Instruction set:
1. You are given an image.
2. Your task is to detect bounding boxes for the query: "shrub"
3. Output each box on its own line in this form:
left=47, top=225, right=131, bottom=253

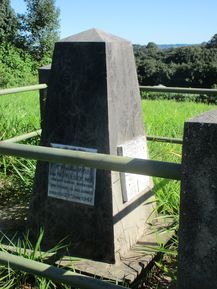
left=0, top=43, right=51, bottom=88
left=141, top=91, right=217, bottom=104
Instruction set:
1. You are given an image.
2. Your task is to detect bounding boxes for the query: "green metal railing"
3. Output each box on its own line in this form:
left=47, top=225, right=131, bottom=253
left=3, top=129, right=183, bottom=145
left=1, top=83, right=216, bottom=96
left=2, top=82, right=215, bottom=287
left=3, top=129, right=42, bottom=143
left=0, top=251, right=124, bottom=289
left=146, top=135, right=183, bottom=144
left=2, top=83, right=216, bottom=145
left=0, top=84, right=47, bottom=96
left=0, top=83, right=185, bottom=145
left=140, top=85, right=217, bottom=95
left=0, top=142, right=181, bottom=180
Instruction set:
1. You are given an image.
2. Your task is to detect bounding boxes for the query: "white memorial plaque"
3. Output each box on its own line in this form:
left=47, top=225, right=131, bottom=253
left=117, top=136, right=151, bottom=202
left=48, top=143, right=97, bottom=206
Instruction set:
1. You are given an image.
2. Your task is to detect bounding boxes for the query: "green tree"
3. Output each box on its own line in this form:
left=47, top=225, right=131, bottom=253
left=146, top=42, right=159, bottom=50
left=134, top=40, right=217, bottom=88
left=17, top=0, right=60, bottom=61
left=207, top=34, right=217, bottom=48
left=0, top=0, right=18, bottom=43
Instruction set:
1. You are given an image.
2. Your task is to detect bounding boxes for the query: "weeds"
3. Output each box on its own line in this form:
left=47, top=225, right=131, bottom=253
left=142, top=99, right=216, bottom=231
left=0, top=91, right=40, bottom=214
left=142, top=99, right=216, bottom=286
left=0, top=229, right=70, bottom=289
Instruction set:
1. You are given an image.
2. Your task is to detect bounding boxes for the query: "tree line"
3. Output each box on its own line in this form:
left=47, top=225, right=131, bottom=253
left=134, top=36, right=217, bottom=89
left=0, top=0, right=59, bottom=87
left=1, top=0, right=217, bottom=89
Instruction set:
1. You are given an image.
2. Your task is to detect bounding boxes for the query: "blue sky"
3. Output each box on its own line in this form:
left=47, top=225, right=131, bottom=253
left=11, top=0, right=217, bottom=45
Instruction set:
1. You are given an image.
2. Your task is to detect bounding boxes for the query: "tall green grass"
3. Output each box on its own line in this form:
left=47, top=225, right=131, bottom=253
left=0, top=91, right=40, bottom=140
left=0, top=95, right=216, bottom=216
left=143, top=99, right=216, bottom=136
left=0, top=94, right=216, bottom=287
left=141, top=99, right=216, bottom=286
left=0, top=229, right=70, bottom=289
left=142, top=99, right=216, bottom=251
left=0, top=91, right=40, bottom=215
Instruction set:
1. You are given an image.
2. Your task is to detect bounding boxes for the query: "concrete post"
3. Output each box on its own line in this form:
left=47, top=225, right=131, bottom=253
left=177, top=109, right=217, bottom=289
left=38, top=65, right=51, bottom=127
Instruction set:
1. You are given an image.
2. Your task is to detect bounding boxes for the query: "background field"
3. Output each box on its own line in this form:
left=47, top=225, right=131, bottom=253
left=0, top=93, right=216, bottom=220
left=0, top=93, right=216, bottom=218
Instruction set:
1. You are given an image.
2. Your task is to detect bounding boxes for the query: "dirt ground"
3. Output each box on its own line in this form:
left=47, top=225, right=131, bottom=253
left=138, top=255, right=177, bottom=289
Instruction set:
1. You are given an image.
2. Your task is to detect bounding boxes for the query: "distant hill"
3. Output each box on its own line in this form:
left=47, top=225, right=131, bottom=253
left=158, top=44, right=194, bottom=49
left=133, top=43, right=201, bottom=50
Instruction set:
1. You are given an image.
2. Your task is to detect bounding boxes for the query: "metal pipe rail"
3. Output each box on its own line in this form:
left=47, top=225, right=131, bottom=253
left=3, top=130, right=183, bottom=145
left=0, top=251, right=124, bottom=289
left=1, top=84, right=216, bottom=96
left=2, top=129, right=42, bottom=143
left=146, top=135, right=183, bottom=144
left=0, top=142, right=181, bottom=180
left=1, top=83, right=216, bottom=96
left=0, top=84, right=47, bottom=96
left=140, top=85, right=217, bottom=95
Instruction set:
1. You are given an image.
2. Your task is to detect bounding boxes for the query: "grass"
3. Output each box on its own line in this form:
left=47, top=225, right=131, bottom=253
left=0, top=91, right=41, bottom=244
left=0, top=91, right=40, bottom=140
left=142, top=99, right=216, bottom=221
left=0, top=92, right=216, bottom=288
left=0, top=229, right=70, bottom=289
left=143, top=99, right=216, bottom=229
left=0, top=90, right=40, bottom=196
left=141, top=99, right=216, bottom=288
left=143, top=100, right=216, bottom=161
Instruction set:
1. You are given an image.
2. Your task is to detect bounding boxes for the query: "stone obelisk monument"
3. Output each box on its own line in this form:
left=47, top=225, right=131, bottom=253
left=30, top=28, right=154, bottom=264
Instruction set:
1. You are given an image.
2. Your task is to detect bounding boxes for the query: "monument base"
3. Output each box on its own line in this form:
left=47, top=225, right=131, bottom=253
left=57, top=224, right=172, bottom=285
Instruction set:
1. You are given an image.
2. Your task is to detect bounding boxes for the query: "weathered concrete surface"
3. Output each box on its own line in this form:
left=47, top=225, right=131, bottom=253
left=38, top=65, right=51, bottom=127
left=177, top=109, right=217, bottom=289
left=30, top=28, right=154, bottom=263
left=58, top=225, right=172, bottom=284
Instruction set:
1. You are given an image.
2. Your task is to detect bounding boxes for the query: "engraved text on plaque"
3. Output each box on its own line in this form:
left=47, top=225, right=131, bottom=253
left=117, top=136, right=151, bottom=202
left=48, top=143, right=97, bottom=206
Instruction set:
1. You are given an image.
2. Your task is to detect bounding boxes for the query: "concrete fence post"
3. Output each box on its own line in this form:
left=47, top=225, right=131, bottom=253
left=38, top=65, right=51, bottom=127
left=177, top=109, right=217, bottom=289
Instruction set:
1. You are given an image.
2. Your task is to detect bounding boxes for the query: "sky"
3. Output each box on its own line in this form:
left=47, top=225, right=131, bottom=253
left=11, top=0, right=217, bottom=45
